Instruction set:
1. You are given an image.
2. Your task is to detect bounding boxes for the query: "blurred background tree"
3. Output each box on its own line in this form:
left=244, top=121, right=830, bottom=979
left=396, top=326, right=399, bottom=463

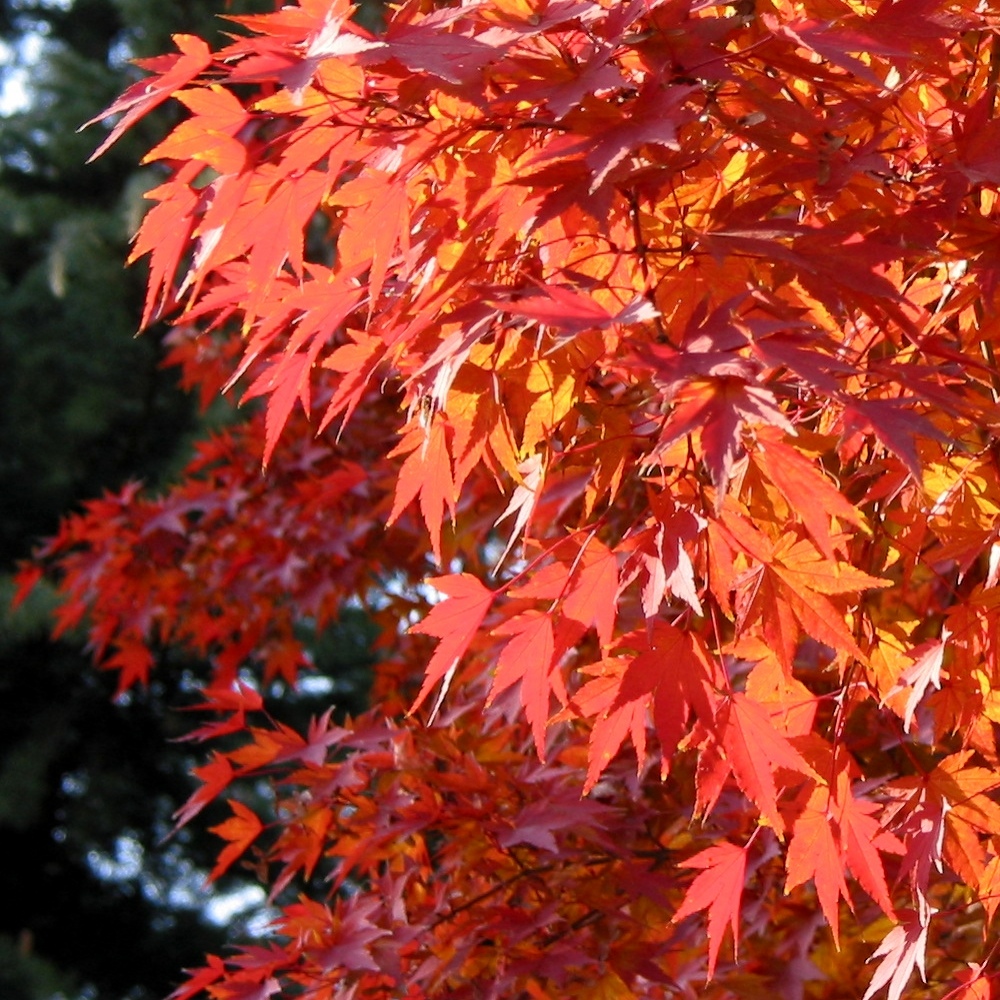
left=0, top=0, right=206, bottom=560
left=0, top=2, right=379, bottom=997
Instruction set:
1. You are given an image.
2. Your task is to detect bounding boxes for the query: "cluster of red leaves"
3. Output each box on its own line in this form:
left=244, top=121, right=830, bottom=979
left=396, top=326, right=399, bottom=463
left=21, top=0, right=1000, bottom=995
left=170, top=687, right=707, bottom=1000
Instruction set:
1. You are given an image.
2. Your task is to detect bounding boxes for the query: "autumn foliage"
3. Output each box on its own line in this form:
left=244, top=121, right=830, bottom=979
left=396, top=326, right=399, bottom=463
left=19, top=0, right=1000, bottom=995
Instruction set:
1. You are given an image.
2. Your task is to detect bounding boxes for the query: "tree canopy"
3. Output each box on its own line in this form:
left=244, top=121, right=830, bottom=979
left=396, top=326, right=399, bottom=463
left=22, top=0, right=1000, bottom=997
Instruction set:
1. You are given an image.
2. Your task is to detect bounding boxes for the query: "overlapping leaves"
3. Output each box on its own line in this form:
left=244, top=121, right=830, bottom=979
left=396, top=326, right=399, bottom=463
left=22, top=0, right=1000, bottom=996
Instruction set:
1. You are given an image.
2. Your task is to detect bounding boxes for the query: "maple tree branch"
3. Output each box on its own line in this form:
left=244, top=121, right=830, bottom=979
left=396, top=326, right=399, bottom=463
left=979, top=337, right=1000, bottom=404
left=537, top=906, right=603, bottom=951
left=431, top=855, right=616, bottom=930
left=431, top=866, right=556, bottom=927
left=625, top=188, right=672, bottom=345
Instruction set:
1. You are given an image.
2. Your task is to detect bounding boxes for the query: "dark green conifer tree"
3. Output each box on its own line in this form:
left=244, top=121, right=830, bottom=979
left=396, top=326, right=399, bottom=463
left=1, top=4, right=375, bottom=997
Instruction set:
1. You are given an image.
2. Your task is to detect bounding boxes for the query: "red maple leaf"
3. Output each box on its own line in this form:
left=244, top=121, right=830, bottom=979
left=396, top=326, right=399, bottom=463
left=409, top=574, right=495, bottom=719
left=671, top=841, right=748, bottom=980
left=715, top=691, right=817, bottom=833
left=208, top=800, right=264, bottom=881
left=83, top=34, right=213, bottom=160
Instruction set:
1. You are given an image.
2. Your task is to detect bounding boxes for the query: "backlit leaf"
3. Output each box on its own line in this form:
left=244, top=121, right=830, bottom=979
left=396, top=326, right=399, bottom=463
left=672, top=841, right=748, bottom=980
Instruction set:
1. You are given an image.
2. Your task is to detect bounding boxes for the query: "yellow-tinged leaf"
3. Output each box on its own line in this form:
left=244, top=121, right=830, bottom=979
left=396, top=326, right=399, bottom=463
left=774, top=535, right=890, bottom=596
left=943, top=812, right=987, bottom=891
left=582, top=405, right=633, bottom=516
left=742, top=643, right=818, bottom=737
left=753, top=429, right=867, bottom=559
left=430, top=90, right=480, bottom=121
left=951, top=964, right=992, bottom=1000
left=977, top=854, right=1000, bottom=924
left=932, top=752, right=1000, bottom=834
left=924, top=454, right=1000, bottom=526
left=867, top=621, right=920, bottom=707
left=982, top=683, right=1000, bottom=725
left=587, top=971, right=633, bottom=1000
left=521, top=359, right=576, bottom=455
left=487, top=408, right=522, bottom=479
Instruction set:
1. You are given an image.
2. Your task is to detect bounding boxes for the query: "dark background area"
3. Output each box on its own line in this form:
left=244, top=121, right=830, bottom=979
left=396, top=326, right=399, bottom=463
left=0, top=2, right=378, bottom=997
